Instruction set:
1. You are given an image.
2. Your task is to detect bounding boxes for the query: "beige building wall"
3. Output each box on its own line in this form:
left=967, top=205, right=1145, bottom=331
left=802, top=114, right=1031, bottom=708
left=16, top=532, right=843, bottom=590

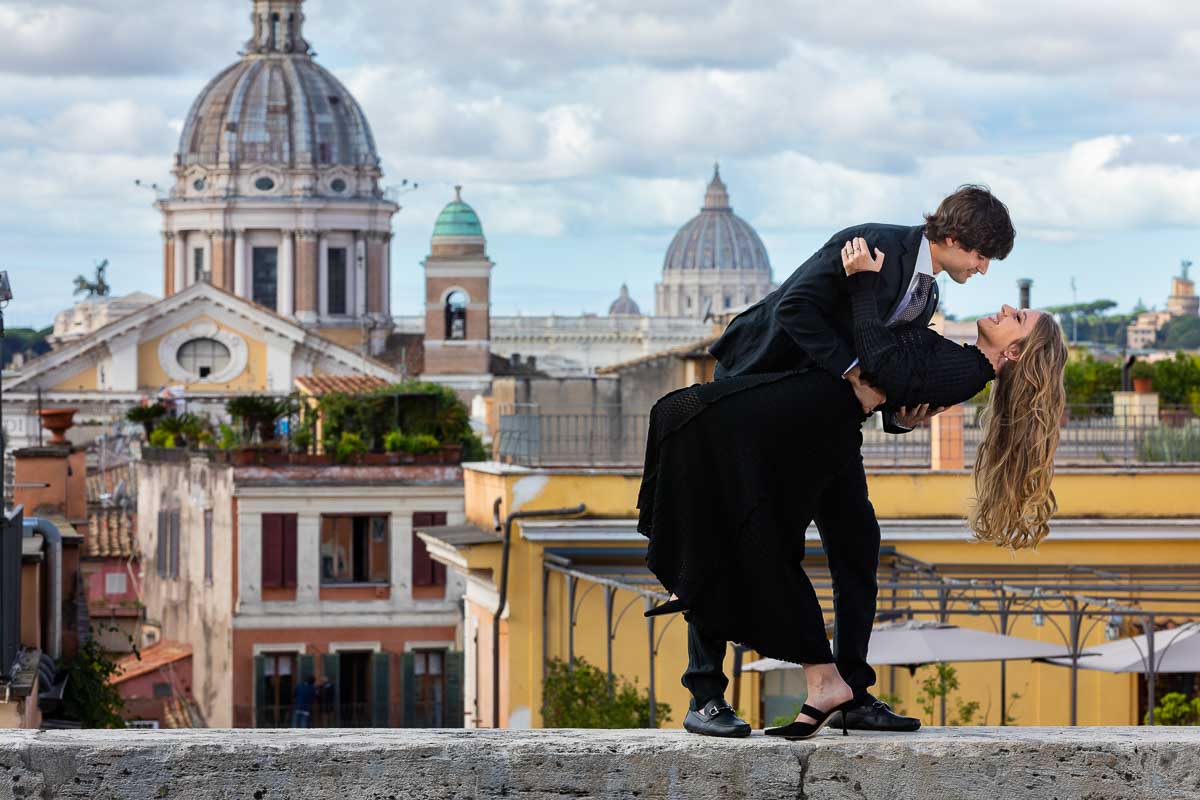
left=137, top=457, right=237, bottom=727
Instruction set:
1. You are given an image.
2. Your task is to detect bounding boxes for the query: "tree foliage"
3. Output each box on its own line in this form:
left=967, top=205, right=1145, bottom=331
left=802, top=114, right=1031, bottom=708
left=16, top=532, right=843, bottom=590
left=542, top=657, right=670, bottom=728
left=1063, top=354, right=1121, bottom=411
left=1162, top=317, right=1200, bottom=350
left=60, top=625, right=137, bottom=728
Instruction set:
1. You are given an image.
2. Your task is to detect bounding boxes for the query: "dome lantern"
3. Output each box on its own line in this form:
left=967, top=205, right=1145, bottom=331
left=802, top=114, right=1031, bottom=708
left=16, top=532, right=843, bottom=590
left=245, top=0, right=311, bottom=55
left=703, top=163, right=730, bottom=211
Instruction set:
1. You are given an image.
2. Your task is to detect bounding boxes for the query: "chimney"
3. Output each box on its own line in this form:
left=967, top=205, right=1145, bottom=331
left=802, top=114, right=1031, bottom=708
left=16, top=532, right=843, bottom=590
left=12, top=408, right=87, bottom=521
left=1017, top=278, right=1032, bottom=310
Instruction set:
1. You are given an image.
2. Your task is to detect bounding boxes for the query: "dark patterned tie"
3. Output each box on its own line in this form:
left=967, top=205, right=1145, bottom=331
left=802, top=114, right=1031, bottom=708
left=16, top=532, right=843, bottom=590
left=894, top=273, right=935, bottom=326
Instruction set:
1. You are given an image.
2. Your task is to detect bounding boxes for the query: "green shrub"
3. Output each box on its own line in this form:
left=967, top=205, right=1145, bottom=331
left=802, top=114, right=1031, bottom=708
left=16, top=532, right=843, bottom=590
left=148, top=429, right=176, bottom=448
left=405, top=433, right=440, bottom=455
left=460, top=429, right=489, bottom=461
left=1063, top=353, right=1121, bottom=413
left=125, top=403, right=166, bottom=437
left=1138, top=422, right=1200, bottom=462
left=217, top=422, right=240, bottom=450
left=383, top=429, right=406, bottom=453
left=1146, top=692, right=1200, bottom=725
left=541, top=657, right=670, bottom=728
left=335, top=431, right=368, bottom=463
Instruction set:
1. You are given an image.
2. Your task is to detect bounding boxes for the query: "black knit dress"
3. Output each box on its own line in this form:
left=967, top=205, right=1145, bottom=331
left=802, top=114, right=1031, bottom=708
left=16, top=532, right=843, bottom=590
left=636, top=271, right=995, bottom=664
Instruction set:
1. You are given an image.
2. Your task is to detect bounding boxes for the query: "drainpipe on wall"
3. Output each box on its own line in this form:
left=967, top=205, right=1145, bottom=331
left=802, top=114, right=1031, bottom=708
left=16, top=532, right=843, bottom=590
left=493, top=503, right=586, bottom=728
left=22, top=517, right=63, bottom=660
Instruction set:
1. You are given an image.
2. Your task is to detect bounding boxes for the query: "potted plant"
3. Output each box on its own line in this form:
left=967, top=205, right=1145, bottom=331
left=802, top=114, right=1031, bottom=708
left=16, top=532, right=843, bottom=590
left=226, top=395, right=292, bottom=443
left=126, top=403, right=166, bottom=438
left=383, top=429, right=411, bottom=465
left=406, top=433, right=442, bottom=464
left=334, top=431, right=368, bottom=465
left=1131, top=361, right=1154, bottom=394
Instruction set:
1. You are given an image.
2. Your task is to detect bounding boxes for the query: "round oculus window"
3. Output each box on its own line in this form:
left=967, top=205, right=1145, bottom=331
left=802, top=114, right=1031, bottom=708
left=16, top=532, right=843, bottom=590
left=192, top=178, right=206, bottom=191
left=254, top=176, right=276, bottom=191
left=331, top=178, right=347, bottom=193
left=176, top=338, right=231, bottom=380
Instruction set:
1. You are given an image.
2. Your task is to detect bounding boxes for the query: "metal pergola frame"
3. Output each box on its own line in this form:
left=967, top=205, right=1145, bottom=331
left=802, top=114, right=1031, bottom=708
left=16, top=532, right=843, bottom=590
left=540, top=547, right=1200, bottom=727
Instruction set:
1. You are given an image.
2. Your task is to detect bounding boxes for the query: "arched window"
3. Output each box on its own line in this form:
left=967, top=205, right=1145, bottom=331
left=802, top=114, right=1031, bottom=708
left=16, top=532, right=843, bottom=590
left=270, top=13, right=281, bottom=49
left=445, top=291, right=468, bottom=340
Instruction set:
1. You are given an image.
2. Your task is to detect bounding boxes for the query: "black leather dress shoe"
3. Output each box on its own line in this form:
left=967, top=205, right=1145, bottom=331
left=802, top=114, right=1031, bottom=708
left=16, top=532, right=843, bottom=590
left=683, top=699, right=751, bottom=738
left=827, top=695, right=921, bottom=732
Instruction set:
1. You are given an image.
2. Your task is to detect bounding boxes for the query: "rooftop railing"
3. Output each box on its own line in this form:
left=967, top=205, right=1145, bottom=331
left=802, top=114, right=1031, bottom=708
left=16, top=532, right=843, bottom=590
left=497, top=402, right=1200, bottom=469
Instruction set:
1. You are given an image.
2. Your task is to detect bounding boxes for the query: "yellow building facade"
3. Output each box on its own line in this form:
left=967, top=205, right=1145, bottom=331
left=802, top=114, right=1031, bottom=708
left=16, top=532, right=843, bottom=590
left=421, top=464, right=1200, bottom=729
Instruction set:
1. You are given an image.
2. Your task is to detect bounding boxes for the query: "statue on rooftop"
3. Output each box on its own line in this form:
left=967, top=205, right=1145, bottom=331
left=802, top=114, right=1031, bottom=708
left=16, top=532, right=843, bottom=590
left=73, top=259, right=111, bottom=299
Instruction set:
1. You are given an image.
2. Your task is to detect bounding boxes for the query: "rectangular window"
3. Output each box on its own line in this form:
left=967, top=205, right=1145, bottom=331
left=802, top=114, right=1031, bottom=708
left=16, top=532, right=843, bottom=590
left=252, top=247, right=279, bottom=310
left=105, top=572, right=127, bottom=596
left=168, top=509, right=180, bottom=579
left=411, top=512, right=447, bottom=587
left=327, top=248, right=347, bottom=315
left=413, top=649, right=446, bottom=727
left=259, top=652, right=296, bottom=728
left=156, top=510, right=168, bottom=578
left=320, top=515, right=389, bottom=584
left=193, top=247, right=205, bottom=283
left=261, top=513, right=298, bottom=589
left=204, top=509, right=214, bottom=584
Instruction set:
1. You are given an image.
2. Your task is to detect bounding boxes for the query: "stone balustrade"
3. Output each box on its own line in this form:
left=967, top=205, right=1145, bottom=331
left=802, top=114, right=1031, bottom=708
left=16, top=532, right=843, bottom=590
left=3, top=727, right=1199, bottom=799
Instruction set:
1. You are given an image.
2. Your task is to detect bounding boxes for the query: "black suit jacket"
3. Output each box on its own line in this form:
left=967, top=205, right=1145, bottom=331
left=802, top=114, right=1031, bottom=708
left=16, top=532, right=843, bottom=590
left=710, top=223, right=934, bottom=378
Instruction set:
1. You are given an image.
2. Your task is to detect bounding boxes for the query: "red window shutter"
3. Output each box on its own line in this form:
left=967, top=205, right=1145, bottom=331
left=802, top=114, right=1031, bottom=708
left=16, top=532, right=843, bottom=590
left=412, top=513, right=434, bottom=586
left=281, top=514, right=298, bottom=588
left=262, top=514, right=283, bottom=588
left=430, top=513, right=447, bottom=586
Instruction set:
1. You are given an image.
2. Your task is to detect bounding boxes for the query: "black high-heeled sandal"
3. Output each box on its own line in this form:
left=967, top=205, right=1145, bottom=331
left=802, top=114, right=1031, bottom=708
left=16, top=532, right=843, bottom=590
left=643, top=598, right=687, bottom=617
left=764, top=699, right=854, bottom=740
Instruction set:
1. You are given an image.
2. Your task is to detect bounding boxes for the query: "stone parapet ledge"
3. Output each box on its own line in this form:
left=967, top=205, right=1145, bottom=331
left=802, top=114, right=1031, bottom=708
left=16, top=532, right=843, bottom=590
left=2, top=727, right=1198, bottom=800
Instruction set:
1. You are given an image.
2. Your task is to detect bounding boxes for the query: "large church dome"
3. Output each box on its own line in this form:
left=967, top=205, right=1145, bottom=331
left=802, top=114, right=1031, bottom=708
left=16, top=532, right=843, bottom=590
left=173, top=0, right=381, bottom=199
left=662, top=165, right=771, bottom=273
left=158, top=0, right=398, bottom=343
left=655, top=165, right=775, bottom=317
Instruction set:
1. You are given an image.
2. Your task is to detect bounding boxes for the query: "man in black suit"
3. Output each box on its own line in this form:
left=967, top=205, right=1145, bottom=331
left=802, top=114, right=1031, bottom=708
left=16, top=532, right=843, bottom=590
left=681, top=185, right=1016, bottom=737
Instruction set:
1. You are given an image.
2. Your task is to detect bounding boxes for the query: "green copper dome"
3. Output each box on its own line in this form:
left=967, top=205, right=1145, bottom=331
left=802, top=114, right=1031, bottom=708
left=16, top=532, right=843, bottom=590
left=432, top=186, right=484, bottom=238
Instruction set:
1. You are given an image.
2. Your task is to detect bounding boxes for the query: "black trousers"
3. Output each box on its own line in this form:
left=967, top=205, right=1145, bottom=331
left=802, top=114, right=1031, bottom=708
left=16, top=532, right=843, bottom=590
left=682, top=452, right=881, bottom=708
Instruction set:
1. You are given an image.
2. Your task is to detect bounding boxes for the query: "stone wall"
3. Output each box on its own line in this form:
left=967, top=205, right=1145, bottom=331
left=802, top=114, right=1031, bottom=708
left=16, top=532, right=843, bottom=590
left=4, top=728, right=1199, bottom=800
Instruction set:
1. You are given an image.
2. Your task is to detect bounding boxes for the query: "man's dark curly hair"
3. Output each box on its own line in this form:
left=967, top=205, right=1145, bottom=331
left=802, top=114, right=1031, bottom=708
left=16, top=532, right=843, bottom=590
left=923, top=184, right=1015, bottom=260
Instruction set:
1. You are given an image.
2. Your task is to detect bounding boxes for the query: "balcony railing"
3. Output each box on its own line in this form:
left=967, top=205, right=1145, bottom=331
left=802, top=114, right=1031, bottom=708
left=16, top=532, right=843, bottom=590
left=498, top=403, right=1200, bottom=469
left=496, top=405, right=649, bottom=467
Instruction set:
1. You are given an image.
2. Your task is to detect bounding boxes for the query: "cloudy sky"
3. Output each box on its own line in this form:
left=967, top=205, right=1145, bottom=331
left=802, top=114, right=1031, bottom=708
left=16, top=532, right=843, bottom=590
left=3, top=0, right=1200, bottom=328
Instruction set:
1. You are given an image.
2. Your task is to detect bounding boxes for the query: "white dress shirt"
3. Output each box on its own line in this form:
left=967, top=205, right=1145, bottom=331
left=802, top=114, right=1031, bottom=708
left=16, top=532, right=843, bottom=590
left=843, top=235, right=934, bottom=376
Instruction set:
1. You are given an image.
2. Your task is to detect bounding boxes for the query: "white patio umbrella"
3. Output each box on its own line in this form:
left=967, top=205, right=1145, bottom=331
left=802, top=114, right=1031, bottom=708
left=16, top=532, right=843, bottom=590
left=741, top=619, right=1079, bottom=672
left=1045, top=621, right=1200, bottom=673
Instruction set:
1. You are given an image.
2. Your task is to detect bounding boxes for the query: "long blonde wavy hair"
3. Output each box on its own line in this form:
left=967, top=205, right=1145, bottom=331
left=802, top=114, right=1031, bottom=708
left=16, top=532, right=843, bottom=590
left=970, top=314, right=1068, bottom=549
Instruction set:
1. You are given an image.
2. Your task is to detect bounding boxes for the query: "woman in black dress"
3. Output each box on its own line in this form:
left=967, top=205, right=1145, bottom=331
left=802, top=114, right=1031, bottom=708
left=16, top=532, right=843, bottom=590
left=637, top=239, right=1068, bottom=738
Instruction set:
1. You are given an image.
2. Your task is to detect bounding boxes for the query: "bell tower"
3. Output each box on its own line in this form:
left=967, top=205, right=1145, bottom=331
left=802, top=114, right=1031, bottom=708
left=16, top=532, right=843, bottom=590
left=421, top=187, right=493, bottom=399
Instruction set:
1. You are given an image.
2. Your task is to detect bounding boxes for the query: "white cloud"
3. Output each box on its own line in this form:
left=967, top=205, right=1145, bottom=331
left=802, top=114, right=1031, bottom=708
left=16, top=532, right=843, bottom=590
left=3, top=0, right=1200, bottom=323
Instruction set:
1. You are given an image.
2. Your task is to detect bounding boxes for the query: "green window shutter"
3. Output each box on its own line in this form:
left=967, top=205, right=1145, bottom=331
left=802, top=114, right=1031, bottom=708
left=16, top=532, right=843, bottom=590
left=444, top=651, right=464, bottom=728
left=372, top=651, right=392, bottom=727
left=402, top=652, right=416, bottom=728
left=321, top=652, right=341, bottom=726
left=252, top=654, right=266, bottom=729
